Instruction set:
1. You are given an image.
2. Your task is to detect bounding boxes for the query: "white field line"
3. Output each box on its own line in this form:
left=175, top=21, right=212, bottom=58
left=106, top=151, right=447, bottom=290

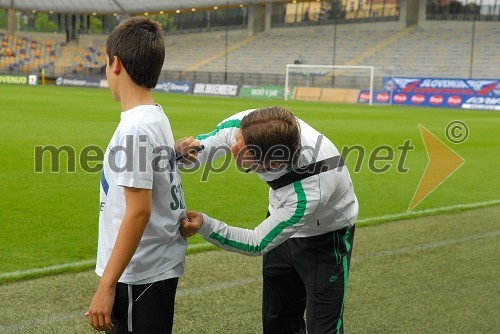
left=0, top=243, right=215, bottom=282
left=356, top=199, right=500, bottom=225
left=1, top=199, right=499, bottom=282
left=0, top=259, right=95, bottom=281
left=176, top=276, right=262, bottom=298
left=353, top=230, right=500, bottom=262
left=0, top=276, right=263, bottom=334
left=1, top=229, right=499, bottom=333
left=0, top=311, right=84, bottom=333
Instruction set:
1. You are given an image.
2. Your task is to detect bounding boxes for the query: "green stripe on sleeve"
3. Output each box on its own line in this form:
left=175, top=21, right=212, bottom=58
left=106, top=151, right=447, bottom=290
left=208, top=181, right=307, bottom=253
left=195, top=119, right=241, bottom=140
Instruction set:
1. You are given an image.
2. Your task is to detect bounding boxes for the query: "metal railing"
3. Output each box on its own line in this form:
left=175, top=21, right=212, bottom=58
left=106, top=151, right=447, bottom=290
left=0, top=65, right=388, bottom=91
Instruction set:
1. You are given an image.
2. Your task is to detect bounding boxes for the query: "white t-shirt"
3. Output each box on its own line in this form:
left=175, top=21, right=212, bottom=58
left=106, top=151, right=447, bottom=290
left=96, top=104, right=187, bottom=283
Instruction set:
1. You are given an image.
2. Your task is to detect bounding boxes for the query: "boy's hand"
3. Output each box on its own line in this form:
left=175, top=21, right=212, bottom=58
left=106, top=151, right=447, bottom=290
left=85, top=283, right=115, bottom=331
left=175, top=137, right=201, bottom=164
left=180, top=211, right=203, bottom=237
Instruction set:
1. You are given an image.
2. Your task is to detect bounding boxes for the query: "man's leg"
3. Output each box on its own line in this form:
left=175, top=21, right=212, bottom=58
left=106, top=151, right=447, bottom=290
left=291, top=226, right=355, bottom=334
left=263, top=240, right=307, bottom=334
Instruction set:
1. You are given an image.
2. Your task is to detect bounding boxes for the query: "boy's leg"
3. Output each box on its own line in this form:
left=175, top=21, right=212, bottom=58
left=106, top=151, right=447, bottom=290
left=108, top=277, right=179, bottom=334
left=291, top=226, right=355, bottom=334
left=262, top=240, right=307, bottom=334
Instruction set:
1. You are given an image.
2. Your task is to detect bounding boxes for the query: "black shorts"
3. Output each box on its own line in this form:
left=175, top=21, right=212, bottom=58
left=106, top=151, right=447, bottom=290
left=107, top=277, right=178, bottom=334
left=262, top=226, right=355, bottom=334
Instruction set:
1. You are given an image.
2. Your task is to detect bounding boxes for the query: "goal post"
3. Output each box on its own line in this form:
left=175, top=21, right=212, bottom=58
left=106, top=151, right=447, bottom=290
left=284, top=64, right=375, bottom=105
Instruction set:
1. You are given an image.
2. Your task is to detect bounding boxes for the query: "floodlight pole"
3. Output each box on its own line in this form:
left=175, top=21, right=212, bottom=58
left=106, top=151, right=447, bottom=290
left=369, top=66, right=374, bottom=106
left=332, top=19, right=337, bottom=66
left=469, top=14, right=476, bottom=78
left=224, top=0, right=229, bottom=84
left=285, top=64, right=290, bottom=101
left=331, top=14, right=337, bottom=87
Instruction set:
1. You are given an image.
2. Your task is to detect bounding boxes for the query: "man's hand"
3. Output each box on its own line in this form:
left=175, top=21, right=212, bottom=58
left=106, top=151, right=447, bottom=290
left=175, top=136, right=201, bottom=164
left=180, top=210, right=203, bottom=237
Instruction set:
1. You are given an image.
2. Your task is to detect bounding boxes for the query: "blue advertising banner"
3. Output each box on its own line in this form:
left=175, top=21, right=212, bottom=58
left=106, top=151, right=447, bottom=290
left=383, top=77, right=500, bottom=110
left=56, top=77, right=100, bottom=88
left=154, top=81, right=192, bottom=94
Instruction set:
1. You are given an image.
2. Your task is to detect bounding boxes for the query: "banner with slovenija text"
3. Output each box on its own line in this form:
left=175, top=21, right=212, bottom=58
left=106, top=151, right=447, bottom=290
left=383, top=77, right=500, bottom=110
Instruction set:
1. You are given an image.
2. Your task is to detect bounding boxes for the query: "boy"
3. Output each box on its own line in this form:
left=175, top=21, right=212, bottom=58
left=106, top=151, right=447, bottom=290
left=86, top=17, right=187, bottom=333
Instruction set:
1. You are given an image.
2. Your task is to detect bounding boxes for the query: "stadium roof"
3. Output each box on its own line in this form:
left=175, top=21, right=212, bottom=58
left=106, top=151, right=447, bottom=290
left=0, top=0, right=289, bottom=15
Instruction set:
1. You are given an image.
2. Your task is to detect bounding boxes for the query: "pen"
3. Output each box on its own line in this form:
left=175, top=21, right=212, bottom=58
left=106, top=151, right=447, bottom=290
left=175, top=145, right=205, bottom=162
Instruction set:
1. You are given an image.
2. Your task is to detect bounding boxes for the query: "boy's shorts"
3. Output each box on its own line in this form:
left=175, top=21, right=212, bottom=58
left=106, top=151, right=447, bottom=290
left=107, top=277, right=179, bottom=334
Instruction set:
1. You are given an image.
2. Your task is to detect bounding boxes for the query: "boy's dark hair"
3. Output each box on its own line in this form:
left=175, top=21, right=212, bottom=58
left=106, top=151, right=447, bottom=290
left=106, top=17, right=165, bottom=89
left=241, top=106, right=301, bottom=166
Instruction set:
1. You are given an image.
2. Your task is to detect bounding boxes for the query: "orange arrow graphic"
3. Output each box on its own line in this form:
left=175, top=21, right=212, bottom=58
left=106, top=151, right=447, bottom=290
left=408, top=124, right=465, bottom=211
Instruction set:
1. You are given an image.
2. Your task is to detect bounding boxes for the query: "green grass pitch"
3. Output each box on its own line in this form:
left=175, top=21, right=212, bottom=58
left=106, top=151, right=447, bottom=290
left=2, top=206, right=499, bottom=333
left=0, top=84, right=499, bottom=277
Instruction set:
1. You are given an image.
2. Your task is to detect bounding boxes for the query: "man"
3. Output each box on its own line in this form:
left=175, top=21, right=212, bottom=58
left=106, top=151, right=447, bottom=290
left=178, top=106, right=358, bottom=333
left=85, top=17, right=187, bottom=333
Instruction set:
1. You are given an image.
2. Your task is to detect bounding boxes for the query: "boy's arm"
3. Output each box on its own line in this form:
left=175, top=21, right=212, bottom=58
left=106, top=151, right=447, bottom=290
left=86, top=187, right=152, bottom=332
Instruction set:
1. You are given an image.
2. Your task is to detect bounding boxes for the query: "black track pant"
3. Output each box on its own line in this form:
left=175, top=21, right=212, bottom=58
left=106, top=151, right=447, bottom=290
left=107, top=277, right=178, bottom=334
left=262, top=226, right=355, bottom=334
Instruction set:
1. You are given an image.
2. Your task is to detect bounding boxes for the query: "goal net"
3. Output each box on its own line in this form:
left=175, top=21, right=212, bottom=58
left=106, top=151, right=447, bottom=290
left=284, top=64, right=375, bottom=105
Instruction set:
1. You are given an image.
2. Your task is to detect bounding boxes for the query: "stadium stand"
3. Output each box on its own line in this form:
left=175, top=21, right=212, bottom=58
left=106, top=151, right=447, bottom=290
left=66, top=29, right=253, bottom=76
left=163, top=29, right=251, bottom=72
left=186, top=23, right=401, bottom=74
left=70, top=45, right=106, bottom=75
left=158, top=21, right=499, bottom=80
left=0, top=31, right=64, bottom=74
left=1, top=20, right=498, bottom=80
left=360, top=21, right=500, bottom=78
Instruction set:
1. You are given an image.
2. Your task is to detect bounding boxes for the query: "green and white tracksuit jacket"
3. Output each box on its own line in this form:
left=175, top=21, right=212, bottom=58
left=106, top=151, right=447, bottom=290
left=194, top=109, right=358, bottom=256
